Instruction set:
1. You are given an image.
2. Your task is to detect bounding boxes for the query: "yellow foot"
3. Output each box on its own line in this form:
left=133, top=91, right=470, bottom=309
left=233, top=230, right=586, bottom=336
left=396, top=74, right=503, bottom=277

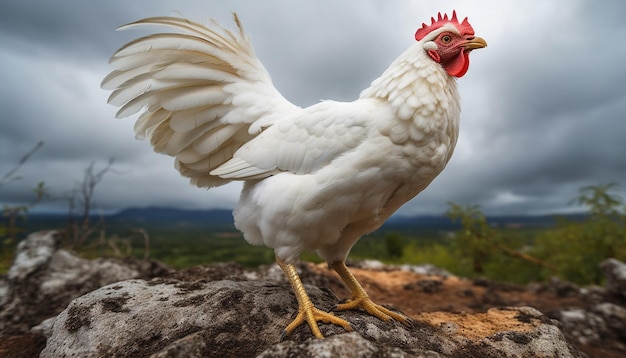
left=335, top=296, right=411, bottom=326
left=282, top=305, right=353, bottom=339
left=329, top=261, right=412, bottom=327
left=276, top=256, right=353, bottom=339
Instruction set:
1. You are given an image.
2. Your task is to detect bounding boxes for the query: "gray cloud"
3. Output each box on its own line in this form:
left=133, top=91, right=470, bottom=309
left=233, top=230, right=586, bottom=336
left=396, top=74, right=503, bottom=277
left=1, top=0, right=625, bottom=217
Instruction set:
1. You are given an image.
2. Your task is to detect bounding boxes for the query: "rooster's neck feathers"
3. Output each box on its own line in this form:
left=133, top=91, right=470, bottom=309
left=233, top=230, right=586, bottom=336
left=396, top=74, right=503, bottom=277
left=360, top=43, right=460, bottom=149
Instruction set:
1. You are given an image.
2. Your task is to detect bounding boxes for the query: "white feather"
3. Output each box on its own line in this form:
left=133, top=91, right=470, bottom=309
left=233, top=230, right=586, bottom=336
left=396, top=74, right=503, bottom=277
left=114, top=35, right=228, bottom=61
left=169, top=105, right=231, bottom=132
left=152, top=64, right=238, bottom=83
left=108, top=77, right=171, bottom=107
left=192, top=124, right=243, bottom=155
left=159, top=87, right=231, bottom=111
left=102, top=66, right=153, bottom=90
left=108, top=50, right=211, bottom=72
left=134, top=109, right=170, bottom=139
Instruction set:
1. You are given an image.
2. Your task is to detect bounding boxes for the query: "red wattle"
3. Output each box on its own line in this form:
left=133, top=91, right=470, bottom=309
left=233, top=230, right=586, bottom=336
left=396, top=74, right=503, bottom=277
left=428, top=50, right=441, bottom=63
left=445, top=50, right=470, bottom=78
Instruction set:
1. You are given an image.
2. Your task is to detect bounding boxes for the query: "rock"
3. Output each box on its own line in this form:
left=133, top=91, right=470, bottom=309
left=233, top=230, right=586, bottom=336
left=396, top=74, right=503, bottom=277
left=551, top=308, right=606, bottom=346
left=0, top=231, right=170, bottom=337
left=40, top=277, right=583, bottom=358
left=578, top=285, right=606, bottom=306
left=398, top=263, right=453, bottom=278
left=0, top=276, right=7, bottom=308
left=593, top=302, right=626, bottom=338
left=600, top=258, right=626, bottom=298
left=552, top=302, right=626, bottom=352
left=7, top=230, right=59, bottom=282
left=547, top=277, right=581, bottom=298
left=542, top=259, right=626, bottom=354
left=257, top=332, right=418, bottom=357
left=352, top=259, right=388, bottom=271
left=348, top=259, right=453, bottom=277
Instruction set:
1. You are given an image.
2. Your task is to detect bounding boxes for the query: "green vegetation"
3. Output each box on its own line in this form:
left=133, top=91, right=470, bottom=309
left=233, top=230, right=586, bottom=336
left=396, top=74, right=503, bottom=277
left=142, top=229, right=274, bottom=268
left=380, top=183, right=625, bottom=285
left=532, top=183, right=626, bottom=284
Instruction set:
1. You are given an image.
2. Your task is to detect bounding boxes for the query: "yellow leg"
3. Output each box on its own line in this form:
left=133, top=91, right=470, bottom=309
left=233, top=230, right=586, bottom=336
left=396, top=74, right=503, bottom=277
left=330, top=261, right=411, bottom=326
left=276, top=257, right=352, bottom=339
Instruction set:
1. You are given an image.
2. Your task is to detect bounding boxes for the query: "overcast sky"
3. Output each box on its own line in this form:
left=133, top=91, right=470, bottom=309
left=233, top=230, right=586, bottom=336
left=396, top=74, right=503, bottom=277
left=1, top=0, right=625, bottom=217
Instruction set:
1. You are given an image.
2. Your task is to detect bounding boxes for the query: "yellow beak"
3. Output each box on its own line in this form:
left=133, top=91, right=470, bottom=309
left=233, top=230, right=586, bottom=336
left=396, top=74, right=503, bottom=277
left=464, top=36, right=488, bottom=50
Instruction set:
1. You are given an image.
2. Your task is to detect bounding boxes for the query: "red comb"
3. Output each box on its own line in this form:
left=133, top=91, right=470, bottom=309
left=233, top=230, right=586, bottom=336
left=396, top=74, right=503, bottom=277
left=415, top=10, right=474, bottom=41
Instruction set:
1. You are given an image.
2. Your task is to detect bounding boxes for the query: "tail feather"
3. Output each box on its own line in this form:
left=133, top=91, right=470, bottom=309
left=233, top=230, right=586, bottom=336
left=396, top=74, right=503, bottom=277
left=117, top=16, right=248, bottom=53
left=103, top=14, right=300, bottom=188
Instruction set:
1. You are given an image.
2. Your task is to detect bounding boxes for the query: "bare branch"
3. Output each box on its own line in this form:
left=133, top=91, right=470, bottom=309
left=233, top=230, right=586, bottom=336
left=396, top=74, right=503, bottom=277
left=0, top=141, right=44, bottom=187
left=79, top=158, right=115, bottom=230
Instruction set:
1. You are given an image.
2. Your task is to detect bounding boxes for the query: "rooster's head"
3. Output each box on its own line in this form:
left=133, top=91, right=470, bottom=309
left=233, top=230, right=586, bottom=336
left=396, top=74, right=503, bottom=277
left=415, top=11, right=487, bottom=78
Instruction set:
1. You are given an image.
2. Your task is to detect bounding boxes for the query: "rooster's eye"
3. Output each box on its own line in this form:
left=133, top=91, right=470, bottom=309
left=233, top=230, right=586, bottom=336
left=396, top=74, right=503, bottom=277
left=441, top=35, right=452, bottom=44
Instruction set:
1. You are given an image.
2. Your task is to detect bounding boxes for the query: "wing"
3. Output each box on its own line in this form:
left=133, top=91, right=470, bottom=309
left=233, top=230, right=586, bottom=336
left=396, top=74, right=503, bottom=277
left=102, top=15, right=301, bottom=188
left=210, top=100, right=385, bottom=179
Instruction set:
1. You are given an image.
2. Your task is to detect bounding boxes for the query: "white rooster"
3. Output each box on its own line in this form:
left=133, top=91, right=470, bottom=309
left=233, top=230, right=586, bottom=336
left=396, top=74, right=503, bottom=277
left=102, top=11, right=486, bottom=338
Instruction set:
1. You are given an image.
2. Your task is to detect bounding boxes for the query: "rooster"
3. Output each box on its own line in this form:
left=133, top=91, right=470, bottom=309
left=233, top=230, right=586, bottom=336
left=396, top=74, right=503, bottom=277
left=102, top=11, right=486, bottom=338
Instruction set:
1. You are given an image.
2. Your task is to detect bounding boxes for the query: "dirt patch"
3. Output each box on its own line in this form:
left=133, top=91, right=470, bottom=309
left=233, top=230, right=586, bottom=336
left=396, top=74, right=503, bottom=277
left=0, top=333, right=47, bottom=358
left=306, top=264, right=589, bottom=316
left=416, top=309, right=535, bottom=340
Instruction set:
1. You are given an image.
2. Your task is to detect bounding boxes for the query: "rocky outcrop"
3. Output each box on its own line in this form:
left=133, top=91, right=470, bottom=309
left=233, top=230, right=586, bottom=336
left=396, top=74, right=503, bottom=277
left=39, top=278, right=580, bottom=358
left=3, top=231, right=626, bottom=357
left=550, top=303, right=626, bottom=351
left=0, top=231, right=169, bottom=337
left=546, top=258, right=626, bottom=353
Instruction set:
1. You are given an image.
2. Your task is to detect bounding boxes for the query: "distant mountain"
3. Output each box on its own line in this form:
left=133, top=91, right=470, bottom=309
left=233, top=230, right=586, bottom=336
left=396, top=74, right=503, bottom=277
left=111, top=207, right=234, bottom=225
left=386, top=213, right=585, bottom=230
left=104, top=207, right=586, bottom=231
left=384, top=215, right=457, bottom=229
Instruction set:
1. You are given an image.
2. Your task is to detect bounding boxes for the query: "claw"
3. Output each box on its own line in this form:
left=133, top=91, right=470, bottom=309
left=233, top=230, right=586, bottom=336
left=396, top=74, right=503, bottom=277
left=335, top=296, right=410, bottom=324
left=283, top=305, right=352, bottom=339
left=330, top=261, right=412, bottom=327
left=401, top=316, right=416, bottom=328
left=276, top=257, right=353, bottom=339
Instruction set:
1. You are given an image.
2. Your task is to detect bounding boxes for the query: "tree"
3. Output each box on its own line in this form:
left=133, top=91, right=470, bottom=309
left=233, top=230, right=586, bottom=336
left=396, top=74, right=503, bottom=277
left=446, top=203, right=494, bottom=274
left=573, top=183, right=622, bottom=217
left=446, top=203, right=552, bottom=279
left=574, top=182, right=624, bottom=258
left=534, top=183, right=625, bottom=284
